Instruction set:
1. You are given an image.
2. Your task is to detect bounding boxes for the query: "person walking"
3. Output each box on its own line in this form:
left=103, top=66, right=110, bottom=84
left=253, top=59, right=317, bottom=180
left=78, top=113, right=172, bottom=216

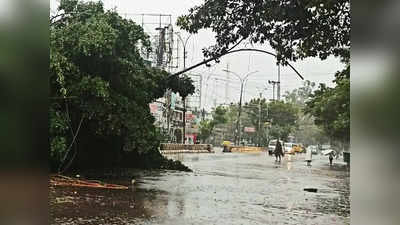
left=329, top=152, right=334, bottom=166
left=305, top=146, right=312, bottom=166
left=274, top=139, right=283, bottom=163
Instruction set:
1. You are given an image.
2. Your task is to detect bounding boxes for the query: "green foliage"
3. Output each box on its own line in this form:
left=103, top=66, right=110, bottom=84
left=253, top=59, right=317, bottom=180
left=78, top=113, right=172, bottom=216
left=177, top=0, right=350, bottom=63
left=50, top=0, right=194, bottom=171
left=198, top=119, right=214, bottom=143
left=260, top=101, right=298, bottom=141
left=282, top=80, right=329, bottom=145
left=49, top=105, right=70, bottom=169
left=209, top=100, right=298, bottom=145
left=177, top=0, right=350, bottom=147
left=197, top=106, right=228, bottom=143
left=305, top=65, right=350, bottom=146
left=212, top=106, right=228, bottom=125
left=167, top=75, right=196, bottom=99
left=284, top=80, right=316, bottom=106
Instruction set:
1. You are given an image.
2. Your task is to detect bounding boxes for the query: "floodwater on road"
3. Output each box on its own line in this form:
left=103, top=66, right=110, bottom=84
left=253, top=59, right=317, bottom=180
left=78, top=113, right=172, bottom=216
left=50, top=149, right=350, bottom=225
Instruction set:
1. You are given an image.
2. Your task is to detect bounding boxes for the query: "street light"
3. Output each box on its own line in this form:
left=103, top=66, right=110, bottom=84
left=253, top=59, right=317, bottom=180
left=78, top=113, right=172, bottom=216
left=175, top=33, right=192, bottom=70
left=176, top=33, right=192, bottom=143
left=222, top=69, right=258, bottom=146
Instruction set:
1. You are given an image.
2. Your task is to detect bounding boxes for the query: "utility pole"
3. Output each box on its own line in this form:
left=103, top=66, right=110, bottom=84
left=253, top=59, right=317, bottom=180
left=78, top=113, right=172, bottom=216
left=225, top=64, right=230, bottom=104
left=237, top=83, right=244, bottom=146
left=156, top=25, right=173, bottom=140
left=277, top=64, right=281, bottom=101
left=268, top=80, right=278, bottom=101
left=223, top=69, right=258, bottom=146
left=176, top=33, right=191, bottom=71
left=183, top=96, right=186, bottom=144
left=258, top=93, right=262, bottom=147
left=155, top=26, right=166, bottom=68
left=176, top=33, right=192, bottom=144
left=266, top=99, right=269, bottom=144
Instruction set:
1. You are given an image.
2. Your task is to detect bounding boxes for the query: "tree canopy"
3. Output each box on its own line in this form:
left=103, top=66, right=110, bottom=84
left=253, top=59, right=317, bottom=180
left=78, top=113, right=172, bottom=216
left=177, top=0, right=350, bottom=64
left=197, top=106, right=228, bottom=143
left=198, top=119, right=214, bottom=143
left=284, top=80, right=316, bottom=106
left=202, top=100, right=298, bottom=145
left=305, top=65, right=350, bottom=147
left=177, top=0, right=350, bottom=148
left=283, top=80, right=330, bottom=146
left=263, top=101, right=298, bottom=141
left=212, top=106, right=228, bottom=125
left=50, top=0, right=194, bottom=171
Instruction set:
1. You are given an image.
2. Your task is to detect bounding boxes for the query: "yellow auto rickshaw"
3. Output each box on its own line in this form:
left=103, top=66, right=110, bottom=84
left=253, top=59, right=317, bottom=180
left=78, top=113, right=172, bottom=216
left=292, top=144, right=304, bottom=153
left=222, top=141, right=232, bottom=152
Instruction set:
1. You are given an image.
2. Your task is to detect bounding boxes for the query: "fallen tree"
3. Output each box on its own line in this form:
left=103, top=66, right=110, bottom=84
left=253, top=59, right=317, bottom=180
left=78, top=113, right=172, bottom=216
left=50, top=0, right=194, bottom=173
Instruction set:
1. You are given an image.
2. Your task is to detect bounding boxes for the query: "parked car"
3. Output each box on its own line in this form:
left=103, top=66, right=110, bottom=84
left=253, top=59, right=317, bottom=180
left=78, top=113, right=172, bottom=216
left=284, top=143, right=295, bottom=154
left=307, top=145, right=318, bottom=155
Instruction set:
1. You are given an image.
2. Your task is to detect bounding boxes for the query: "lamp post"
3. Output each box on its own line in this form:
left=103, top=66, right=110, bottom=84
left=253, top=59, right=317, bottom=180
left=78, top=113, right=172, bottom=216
left=176, top=33, right=192, bottom=144
left=175, top=33, right=192, bottom=71
left=258, top=93, right=262, bottom=147
left=222, top=69, right=258, bottom=146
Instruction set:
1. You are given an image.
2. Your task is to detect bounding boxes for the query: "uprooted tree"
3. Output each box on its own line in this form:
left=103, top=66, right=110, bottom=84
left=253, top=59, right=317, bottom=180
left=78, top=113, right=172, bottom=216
left=50, top=0, right=194, bottom=172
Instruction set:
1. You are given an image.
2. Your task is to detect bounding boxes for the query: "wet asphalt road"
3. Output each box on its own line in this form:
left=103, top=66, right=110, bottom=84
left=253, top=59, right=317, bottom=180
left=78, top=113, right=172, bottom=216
left=50, top=149, right=350, bottom=225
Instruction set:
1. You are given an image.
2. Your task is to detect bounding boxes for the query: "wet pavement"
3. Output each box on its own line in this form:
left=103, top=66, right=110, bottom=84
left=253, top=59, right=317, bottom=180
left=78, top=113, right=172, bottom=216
left=50, top=149, right=350, bottom=225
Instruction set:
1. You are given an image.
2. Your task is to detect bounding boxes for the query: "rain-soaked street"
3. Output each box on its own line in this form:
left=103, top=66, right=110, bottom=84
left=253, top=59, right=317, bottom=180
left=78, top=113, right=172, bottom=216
left=50, top=149, right=350, bottom=225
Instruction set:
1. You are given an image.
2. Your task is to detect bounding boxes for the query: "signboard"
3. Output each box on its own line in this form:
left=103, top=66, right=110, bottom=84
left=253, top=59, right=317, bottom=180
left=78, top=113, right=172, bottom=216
left=149, top=103, right=163, bottom=115
left=185, top=112, right=196, bottom=121
left=244, top=127, right=256, bottom=133
left=186, top=74, right=201, bottom=109
left=170, top=93, right=176, bottom=109
left=149, top=103, right=158, bottom=114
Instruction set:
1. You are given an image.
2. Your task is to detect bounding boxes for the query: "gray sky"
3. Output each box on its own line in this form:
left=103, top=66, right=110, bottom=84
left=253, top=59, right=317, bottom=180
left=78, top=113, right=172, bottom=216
left=51, top=0, right=345, bottom=110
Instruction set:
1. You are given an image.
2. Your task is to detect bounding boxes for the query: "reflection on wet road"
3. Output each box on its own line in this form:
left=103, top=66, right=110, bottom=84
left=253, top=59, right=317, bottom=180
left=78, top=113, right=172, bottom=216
left=50, top=149, right=350, bottom=225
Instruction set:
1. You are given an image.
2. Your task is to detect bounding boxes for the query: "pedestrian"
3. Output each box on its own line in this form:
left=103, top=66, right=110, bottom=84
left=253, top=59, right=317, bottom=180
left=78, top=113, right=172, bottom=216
left=329, top=153, right=334, bottom=166
left=305, top=146, right=312, bottom=166
left=274, top=139, right=283, bottom=163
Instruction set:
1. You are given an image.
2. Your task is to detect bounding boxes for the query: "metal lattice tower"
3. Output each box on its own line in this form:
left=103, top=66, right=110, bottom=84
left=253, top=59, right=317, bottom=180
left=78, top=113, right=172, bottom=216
left=123, top=13, right=179, bottom=71
left=186, top=74, right=202, bottom=111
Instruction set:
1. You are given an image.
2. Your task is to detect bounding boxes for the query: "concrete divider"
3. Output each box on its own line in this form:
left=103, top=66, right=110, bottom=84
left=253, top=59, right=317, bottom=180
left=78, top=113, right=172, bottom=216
left=160, top=143, right=214, bottom=154
left=230, top=146, right=265, bottom=153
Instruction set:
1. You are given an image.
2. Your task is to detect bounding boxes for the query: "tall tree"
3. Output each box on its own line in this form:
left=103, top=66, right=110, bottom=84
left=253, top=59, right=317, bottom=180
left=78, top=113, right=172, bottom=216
left=305, top=65, right=350, bottom=149
left=177, top=0, right=350, bottom=64
left=198, top=119, right=214, bottom=143
left=177, top=0, right=350, bottom=147
left=284, top=80, right=316, bottom=106
left=197, top=106, right=228, bottom=143
left=261, top=101, right=298, bottom=141
left=283, top=80, right=329, bottom=145
left=212, top=105, right=228, bottom=125
left=228, top=99, right=299, bottom=144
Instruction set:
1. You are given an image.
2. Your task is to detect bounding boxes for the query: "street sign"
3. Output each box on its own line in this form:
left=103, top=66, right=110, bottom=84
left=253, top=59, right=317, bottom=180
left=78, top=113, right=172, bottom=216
left=244, top=127, right=256, bottom=133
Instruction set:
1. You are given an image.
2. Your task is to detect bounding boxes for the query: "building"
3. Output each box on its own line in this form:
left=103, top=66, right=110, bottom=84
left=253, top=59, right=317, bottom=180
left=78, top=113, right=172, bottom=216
left=149, top=92, right=187, bottom=143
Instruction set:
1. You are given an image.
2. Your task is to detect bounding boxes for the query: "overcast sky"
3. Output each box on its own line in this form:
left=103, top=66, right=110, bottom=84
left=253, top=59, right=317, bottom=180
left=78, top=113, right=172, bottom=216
left=51, top=0, right=345, bottom=110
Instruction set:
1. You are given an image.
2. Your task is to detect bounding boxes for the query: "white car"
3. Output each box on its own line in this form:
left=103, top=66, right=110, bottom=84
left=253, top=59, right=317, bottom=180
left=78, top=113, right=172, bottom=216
left=284, top=143, right=294, bottom=154
left=307, top=145, right=318, bottom=154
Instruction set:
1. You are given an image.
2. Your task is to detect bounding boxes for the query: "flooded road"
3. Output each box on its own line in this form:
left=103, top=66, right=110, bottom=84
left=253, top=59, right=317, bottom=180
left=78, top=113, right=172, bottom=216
left=50, top=149, right=350, bottom=224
